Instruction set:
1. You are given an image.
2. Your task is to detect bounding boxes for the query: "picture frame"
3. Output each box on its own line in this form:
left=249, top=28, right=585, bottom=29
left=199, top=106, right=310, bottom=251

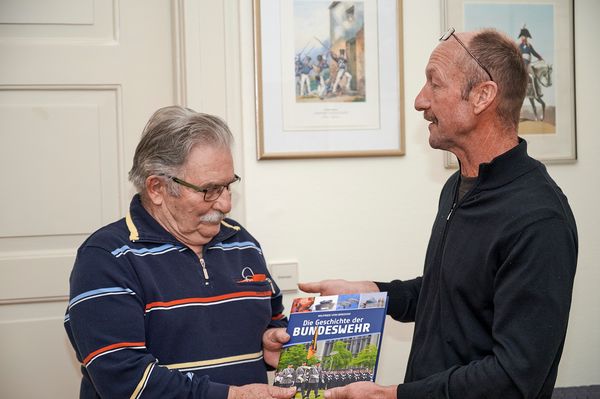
left=441, top=0, right=576, bottom=168
left=253, top=0, right=405, bottom=159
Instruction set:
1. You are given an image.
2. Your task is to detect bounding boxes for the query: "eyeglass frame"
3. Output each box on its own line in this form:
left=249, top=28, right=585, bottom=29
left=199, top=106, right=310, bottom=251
left=439, top=27, right=494, bottom=82
left=161, top=173, right=241, bottom=202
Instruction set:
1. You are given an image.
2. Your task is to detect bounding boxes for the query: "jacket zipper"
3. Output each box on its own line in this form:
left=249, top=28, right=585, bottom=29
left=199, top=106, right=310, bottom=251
left=447, top=202, right=456, bottom=220
left=199, top=257, right=210, bottom=286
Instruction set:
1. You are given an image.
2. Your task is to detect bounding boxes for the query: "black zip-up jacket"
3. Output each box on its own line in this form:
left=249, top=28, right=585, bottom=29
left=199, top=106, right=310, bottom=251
left=377, top=140, right=578, bottom=398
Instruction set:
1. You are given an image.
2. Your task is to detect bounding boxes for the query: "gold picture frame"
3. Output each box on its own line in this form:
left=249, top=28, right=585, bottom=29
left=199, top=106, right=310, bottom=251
left=253, top=0, right=405, bottom=159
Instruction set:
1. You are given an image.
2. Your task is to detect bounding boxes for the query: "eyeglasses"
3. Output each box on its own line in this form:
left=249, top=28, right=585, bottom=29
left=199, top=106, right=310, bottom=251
left=164, top=174, right=241, bottom=202
left=439, top=27, right=494, bottom=82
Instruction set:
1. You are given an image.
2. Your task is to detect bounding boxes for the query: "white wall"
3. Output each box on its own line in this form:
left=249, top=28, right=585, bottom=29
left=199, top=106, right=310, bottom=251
left=229, top=0, right=600, bottom=387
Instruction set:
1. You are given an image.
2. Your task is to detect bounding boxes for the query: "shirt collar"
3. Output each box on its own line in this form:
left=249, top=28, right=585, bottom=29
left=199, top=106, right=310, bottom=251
left=125, top=194, right=240, bottom=245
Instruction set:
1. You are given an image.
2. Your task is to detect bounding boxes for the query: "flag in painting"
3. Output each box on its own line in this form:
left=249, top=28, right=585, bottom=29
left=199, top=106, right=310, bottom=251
left=307, top=327, right=318, bottom=359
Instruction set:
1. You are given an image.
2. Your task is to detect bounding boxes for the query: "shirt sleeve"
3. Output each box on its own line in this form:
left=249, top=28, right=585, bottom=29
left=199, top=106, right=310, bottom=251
left=374, top=277, right=422, bottom=323
left=65, top=246, right=230, bottom=399
left=266, top=270, right=288, bottom=329
left=395, top=217, right=577, bottom=398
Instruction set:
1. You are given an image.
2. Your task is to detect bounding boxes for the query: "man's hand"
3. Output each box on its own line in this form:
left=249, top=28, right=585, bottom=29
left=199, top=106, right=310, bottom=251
left=262, top=328, right=290, bottom=368
left=324, top=381, right=397, bottom=399
left=298, top=280, right=379, bottom=296
left=227, top=384, right=296, bottom=399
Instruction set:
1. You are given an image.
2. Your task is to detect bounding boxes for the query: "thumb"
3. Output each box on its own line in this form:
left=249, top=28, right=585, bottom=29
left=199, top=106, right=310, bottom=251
left=273, top=328, right=290, bottom=343
left=268, top=328, right=290, bottom=344
left=269, top=386, right=296, bottom=398
left=298, top=281, right=321, bottom=294
left=324, top=387, right=345, bottom=399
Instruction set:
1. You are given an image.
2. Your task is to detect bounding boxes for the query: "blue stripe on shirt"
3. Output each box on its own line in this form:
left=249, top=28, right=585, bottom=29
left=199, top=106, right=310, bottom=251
left=111, top=243, right=185, bottom=258
left=208, top=241, right=262, bottom=254
left=68, top=287, right=135, bottom=309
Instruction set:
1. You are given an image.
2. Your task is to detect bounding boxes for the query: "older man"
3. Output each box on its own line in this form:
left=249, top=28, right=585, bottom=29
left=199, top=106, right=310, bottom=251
left=301, top=28, right=577, bottom=399
left=65, top=106, right=295, bottom=399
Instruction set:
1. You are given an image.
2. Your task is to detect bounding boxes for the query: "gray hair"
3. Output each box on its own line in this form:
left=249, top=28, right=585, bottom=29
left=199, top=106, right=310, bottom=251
left=128, top=106, right=233, bottom=195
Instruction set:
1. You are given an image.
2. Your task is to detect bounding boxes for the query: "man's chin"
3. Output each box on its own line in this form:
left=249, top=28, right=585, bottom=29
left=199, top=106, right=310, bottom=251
left=192, top=224, right=221, bottom=244
left=428, top=134, right=449, bottom=151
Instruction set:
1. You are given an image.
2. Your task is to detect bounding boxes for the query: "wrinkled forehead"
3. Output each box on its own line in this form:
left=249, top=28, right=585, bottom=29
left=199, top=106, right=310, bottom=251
left=181, top=144, right=233, bottom=172
left=425, top=41, right=457, bottom=77
left=426, top=33, right=473, bottom=78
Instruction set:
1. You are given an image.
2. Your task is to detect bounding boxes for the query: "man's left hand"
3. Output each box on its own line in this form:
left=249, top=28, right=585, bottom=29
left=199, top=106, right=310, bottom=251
left=262, top=328, right=290, bottom=368
left=324, top=382, right=397, bottom=399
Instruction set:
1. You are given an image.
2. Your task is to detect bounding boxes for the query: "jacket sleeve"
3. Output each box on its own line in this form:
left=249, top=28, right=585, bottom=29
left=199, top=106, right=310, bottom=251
left=239, top=224, right=288, bottom=330
left=374, top=278, right=422, bottom=322
left=266, top=270, right=288, bottom=329
left=395, top=217, right=577, bottom=398
left=65, top=246, right=230, bottom=399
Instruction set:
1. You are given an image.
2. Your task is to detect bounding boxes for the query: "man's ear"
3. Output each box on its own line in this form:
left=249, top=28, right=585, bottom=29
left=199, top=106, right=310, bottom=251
left=472, top=81, right=498, bottom=115
left=145, top=175, right=166, bottom=206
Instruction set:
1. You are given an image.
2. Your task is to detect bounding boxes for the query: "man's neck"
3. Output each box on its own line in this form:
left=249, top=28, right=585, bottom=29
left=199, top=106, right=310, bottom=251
left=453, top=125, right=518, bottom=177
left=140, top=195, right=204, bottom=256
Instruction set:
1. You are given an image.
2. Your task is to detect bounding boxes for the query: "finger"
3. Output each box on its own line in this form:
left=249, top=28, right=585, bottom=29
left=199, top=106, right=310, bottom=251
left=269, top=386, right=297, bottom=398
left=298, top=281, right=321, bottom=293
left=272, top=328, right=290, bottom=343
left=264, top=328, right=289, bottom=347
left=324, top=387, right=345, bottom=399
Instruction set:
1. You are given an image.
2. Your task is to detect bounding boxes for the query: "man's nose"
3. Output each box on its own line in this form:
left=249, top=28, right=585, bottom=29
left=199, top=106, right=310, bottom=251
left=414, top=85, right=429, bottom=111
left=212, top=188, right=232, bottom=213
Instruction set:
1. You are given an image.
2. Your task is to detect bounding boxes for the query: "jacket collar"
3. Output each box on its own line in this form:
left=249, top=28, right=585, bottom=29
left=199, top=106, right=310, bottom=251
left=463, top=138, right=540, bottom=192
left=125, top=194, right=240, bottom=245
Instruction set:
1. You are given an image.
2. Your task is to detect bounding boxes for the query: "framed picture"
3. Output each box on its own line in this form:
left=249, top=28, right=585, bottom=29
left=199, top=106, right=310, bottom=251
left=442, top=0, right=576, bottom=167
left=253, top=0, right=405, bottom=159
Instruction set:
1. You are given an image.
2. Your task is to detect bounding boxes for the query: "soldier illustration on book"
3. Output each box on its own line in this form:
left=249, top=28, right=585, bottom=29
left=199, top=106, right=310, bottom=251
left=295, top=362, right=310, bottom=398
left=274, top=364, right=295, bottom=388
left=306, top=362, right=322, bottom=398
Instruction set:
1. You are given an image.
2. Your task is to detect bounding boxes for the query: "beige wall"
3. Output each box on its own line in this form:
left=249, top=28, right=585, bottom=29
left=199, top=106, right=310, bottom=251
left=228, top=0, right=600, bottom=387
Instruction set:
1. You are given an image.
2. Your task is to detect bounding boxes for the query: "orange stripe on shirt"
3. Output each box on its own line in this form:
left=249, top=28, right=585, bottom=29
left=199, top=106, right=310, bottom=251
left=271, top=313, right=285, bottom=320
left=83, top=341, right=145, bottom=365
left=145, top=290, right=272, bottom=311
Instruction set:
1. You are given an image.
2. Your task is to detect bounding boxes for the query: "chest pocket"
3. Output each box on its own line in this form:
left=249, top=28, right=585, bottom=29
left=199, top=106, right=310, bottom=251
left=204, top=275, right=273, bottom=344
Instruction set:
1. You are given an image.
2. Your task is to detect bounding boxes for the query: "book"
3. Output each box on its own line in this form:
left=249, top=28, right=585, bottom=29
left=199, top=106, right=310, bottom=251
left=273, top=292, right=388, bottom=397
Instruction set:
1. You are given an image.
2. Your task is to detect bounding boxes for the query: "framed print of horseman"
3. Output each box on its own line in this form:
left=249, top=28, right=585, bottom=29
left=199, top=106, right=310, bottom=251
left=442, top=0, right=576, bottom=165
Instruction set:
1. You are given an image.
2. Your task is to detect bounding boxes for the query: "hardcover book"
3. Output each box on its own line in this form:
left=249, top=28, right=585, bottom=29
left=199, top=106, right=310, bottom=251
left=273, top=292, right=388, bottom=398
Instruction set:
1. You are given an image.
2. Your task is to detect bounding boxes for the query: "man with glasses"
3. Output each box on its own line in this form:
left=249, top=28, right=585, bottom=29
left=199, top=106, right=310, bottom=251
left=65, top=106, right=295, bottom=399
left=301, top=28, right=577, bottom=399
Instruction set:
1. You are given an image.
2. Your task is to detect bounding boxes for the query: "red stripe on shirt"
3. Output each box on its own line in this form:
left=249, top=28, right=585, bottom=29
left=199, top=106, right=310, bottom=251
left=145, top=290, right=272, bottom=311
left=83, top=341, right=145, bottom=365
left=271, top=313, right=285, bottom=320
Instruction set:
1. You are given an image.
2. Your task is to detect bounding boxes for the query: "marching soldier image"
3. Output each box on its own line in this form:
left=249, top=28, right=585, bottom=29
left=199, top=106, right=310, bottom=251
left=306, top=362, right=322, bottom=398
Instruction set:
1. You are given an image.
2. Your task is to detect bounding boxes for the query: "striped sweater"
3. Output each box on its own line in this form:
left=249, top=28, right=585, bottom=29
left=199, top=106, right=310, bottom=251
left=65, top=195, right=287, bottom=398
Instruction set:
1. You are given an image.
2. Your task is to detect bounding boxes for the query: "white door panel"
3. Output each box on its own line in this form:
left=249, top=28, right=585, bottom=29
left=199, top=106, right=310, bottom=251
left=0, top=1, right=179, bottom=397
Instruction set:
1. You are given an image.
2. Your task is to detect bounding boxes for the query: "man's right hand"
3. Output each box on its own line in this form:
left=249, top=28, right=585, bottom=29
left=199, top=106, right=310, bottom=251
left=324, top=381, right=397, bottom=399
left=298, top=280, right=379, bottom=296
left=227, top=384, right=295, bottom=399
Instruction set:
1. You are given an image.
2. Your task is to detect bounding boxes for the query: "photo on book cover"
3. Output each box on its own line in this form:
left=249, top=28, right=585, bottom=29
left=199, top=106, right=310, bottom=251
left=274, top=292, right=387, bottom=398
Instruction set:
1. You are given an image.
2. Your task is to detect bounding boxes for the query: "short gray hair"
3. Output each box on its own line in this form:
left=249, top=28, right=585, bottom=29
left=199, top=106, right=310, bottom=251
left=128, top=106, right=233, bottom=194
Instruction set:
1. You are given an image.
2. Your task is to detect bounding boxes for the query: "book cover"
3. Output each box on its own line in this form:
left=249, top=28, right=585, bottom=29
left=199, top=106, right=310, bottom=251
left=274, top=292, right=388, bottom=398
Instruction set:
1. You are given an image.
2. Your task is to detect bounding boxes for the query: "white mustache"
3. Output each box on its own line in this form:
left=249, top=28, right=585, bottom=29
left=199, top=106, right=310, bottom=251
left=200, top=211, right=225, bottom=223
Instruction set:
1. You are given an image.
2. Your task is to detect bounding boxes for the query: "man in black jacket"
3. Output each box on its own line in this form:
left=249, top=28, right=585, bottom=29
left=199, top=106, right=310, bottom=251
left=300, top=28, right=577, bottom=399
